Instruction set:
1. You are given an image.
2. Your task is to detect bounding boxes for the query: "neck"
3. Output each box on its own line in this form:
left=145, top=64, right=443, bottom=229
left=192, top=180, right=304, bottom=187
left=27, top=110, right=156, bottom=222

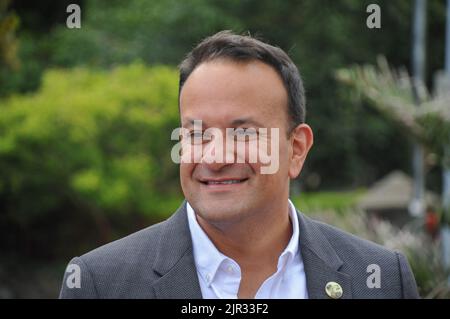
left=196, top=200, right=292, bottom=269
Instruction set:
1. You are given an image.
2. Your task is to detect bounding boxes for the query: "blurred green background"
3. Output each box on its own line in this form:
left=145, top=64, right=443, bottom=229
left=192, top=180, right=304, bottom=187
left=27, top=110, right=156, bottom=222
left=0, top=0, right=449, bottom=298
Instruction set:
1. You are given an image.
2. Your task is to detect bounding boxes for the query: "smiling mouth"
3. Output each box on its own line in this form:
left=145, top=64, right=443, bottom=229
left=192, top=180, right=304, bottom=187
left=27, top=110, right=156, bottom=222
left=200, top=178, right=248, bottom=185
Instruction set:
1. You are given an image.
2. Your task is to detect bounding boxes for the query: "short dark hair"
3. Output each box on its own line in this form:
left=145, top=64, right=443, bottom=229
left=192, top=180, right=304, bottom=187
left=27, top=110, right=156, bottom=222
left=178, top=30, right=306, bottom=132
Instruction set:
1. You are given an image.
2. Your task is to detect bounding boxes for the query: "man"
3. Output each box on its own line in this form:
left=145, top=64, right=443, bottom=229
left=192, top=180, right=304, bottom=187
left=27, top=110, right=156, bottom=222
left=59, top=31, right=419, bottom=299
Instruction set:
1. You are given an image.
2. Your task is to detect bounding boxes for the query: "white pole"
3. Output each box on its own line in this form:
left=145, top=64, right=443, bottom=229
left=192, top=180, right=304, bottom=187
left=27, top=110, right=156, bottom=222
left=409, top=0, right=427, bottom=218
left=441, top=0, right=450, bottom=277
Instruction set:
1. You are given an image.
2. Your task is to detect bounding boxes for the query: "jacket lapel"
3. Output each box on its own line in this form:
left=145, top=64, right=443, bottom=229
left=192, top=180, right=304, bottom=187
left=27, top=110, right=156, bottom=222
left=152, top=201, right=203, bottom=299
left=151, top=202, right=352, bottom=299
left=297, top=211, right=353, bottom=299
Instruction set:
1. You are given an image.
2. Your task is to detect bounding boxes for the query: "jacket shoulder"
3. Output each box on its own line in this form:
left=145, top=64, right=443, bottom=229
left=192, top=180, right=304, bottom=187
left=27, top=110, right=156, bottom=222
left=59, top=219, right=167, bottom=298
left=307, top=217, right=419, bottom=298
left=311, top=218, right=396, bottom=259
left=81, top=219, right=166, bottom=265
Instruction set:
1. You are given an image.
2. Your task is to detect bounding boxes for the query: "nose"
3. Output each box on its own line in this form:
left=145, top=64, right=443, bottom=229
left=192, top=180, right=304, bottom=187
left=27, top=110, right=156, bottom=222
left=200, top=129, right=235, bottom=171
left=202, top=160, right=230, bottom=172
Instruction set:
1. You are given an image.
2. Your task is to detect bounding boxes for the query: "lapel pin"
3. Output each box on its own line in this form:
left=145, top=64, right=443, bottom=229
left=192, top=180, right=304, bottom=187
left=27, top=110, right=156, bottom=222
left=325, top=281, right=343, bottom=299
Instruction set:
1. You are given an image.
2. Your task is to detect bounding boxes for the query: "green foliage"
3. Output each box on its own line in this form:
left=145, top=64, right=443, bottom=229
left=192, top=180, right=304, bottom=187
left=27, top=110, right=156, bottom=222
left=0, top=63, right=180, bottom=223
left=0, top=0, right=19, bottom=70
left=291, top=190, right=366, bottom=213
left=7, top=0, right=447, bottom=188
left=50, top=0, right=243, bottom=67
left=336, top=57, right=450, bottom=159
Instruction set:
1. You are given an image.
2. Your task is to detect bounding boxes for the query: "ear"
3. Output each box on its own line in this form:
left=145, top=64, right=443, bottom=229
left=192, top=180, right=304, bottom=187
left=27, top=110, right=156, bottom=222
left=288, top=124, right=313, bottom=179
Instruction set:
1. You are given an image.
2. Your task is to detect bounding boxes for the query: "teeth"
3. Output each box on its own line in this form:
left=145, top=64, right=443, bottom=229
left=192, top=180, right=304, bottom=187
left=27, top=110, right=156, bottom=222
left=207, top=180, right=242, bottom=185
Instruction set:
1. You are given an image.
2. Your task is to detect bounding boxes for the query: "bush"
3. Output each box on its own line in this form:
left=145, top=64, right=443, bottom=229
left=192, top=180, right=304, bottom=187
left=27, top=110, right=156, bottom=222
left=0, top=63, right=181, bottom=256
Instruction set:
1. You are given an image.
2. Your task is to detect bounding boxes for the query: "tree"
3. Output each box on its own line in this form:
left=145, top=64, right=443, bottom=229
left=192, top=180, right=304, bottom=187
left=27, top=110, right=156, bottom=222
left=336, top=56, right=450, bottom=211
left=0, top=0, right=19, bottom=70
left=0, top=63, right=180, bottom=255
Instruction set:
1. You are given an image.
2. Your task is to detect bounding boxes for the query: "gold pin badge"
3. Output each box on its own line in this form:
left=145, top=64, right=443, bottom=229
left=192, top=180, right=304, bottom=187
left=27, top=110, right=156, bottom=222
left=325, top=281, right=343, bottom=299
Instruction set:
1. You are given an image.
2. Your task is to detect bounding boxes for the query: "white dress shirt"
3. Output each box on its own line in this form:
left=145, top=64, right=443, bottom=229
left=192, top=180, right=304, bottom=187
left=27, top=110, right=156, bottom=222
left=186, top=199, right=308, bottom=299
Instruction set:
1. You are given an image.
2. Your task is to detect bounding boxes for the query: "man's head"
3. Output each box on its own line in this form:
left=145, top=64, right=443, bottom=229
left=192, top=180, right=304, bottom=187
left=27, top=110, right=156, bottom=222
left=179, top=31, right=306, bottom=133
left=178, top=31, right=313, bottom=227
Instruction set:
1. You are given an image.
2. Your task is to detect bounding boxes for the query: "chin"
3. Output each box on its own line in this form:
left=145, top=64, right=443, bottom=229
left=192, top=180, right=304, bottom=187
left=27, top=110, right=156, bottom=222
left=193, top=200, right=251, bottom=225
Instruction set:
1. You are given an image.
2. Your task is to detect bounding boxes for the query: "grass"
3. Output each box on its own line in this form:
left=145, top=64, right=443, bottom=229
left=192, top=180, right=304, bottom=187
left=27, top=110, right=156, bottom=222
left=291, top=189, right=366, bottom=214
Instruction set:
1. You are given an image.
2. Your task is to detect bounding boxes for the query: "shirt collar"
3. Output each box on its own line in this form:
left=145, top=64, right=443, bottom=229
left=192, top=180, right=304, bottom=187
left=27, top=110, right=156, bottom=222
left=186, top=199, right=300, bottom=285
left=280, top=199, right=300, bottom=267
left=186, top=202, right=228, bottom=285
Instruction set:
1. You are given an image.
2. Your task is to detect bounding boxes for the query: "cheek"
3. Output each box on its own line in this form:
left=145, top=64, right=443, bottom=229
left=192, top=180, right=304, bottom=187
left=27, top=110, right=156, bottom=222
left=246, top=161, right=261, bottom=176
left=235, top=140, right=259, bottom=166
left=281, top=142, right=292, bottom=170
left=181, top=141, right=203, bottom=164
left=180, top=163, right=196, bottom=187
left=263, top=136, right=291, bottom=176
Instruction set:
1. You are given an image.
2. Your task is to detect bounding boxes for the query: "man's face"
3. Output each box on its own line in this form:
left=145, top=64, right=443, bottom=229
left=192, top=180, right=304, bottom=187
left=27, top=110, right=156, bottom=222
left=179, top=59, right=309, bottom=226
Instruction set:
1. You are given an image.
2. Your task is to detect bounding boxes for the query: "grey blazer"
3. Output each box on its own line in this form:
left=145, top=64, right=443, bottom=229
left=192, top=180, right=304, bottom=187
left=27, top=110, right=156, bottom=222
left=59, top=201, right=419, bottom=299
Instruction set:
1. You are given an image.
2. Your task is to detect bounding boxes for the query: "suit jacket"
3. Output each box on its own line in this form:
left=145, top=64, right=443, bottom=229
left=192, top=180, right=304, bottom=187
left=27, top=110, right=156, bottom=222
left=59, top=201, right=419, bottom=299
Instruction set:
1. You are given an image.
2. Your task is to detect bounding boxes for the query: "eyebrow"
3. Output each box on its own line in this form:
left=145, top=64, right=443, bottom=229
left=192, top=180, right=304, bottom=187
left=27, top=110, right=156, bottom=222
left=231, top=118, right=265, bottom=127
left=182, top=117, right=265, bottom=128
left=182, top=117, right=206, bottom=128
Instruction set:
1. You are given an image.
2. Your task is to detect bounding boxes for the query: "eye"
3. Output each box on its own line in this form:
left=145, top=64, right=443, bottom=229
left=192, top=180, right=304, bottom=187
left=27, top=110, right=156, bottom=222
left=190, top=131, right=203, bottom=138
left=233, top=128, right=258, bottom=142
left=184, top=130, right=205, bottom=144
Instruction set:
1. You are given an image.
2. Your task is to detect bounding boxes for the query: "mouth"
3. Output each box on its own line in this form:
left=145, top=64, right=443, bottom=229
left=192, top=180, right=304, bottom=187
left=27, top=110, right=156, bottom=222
left=199, top=178, right=249, bottom=189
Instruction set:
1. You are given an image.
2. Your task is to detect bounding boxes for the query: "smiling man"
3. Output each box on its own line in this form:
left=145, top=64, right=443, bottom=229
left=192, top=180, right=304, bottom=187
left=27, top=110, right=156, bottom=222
left=60, top=31, right=419, bottom=299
